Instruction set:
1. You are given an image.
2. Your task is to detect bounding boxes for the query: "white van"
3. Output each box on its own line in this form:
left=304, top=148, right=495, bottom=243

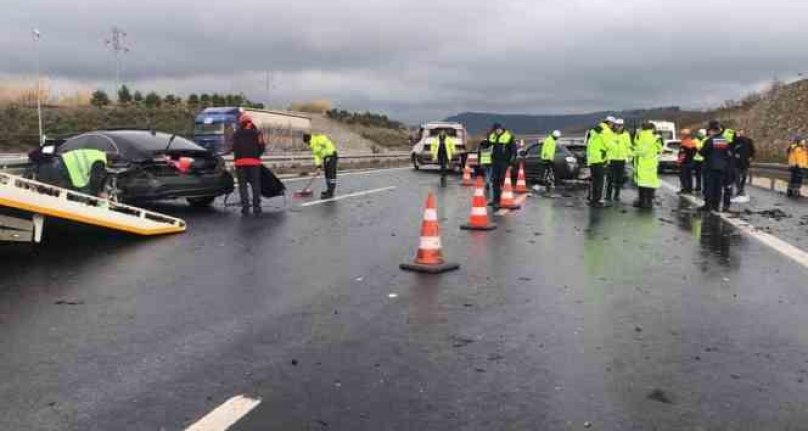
left=650, top=120, right=680, bottom=172
left=410, top=122, right=468, bottom=171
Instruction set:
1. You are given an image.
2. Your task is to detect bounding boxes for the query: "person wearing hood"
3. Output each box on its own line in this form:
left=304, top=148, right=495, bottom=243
left=632, top=122, right=662, bottom=209
left=606, top=118, right=631, bottom=202
left=232, top=114, right=266, bottom=215
left=586, top=116, right=616, bottom=207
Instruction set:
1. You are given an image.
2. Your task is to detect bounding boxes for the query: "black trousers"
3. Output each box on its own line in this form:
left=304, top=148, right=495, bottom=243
left=491, top=160, right=509, bottom=204
left=735, top=166, right=749, bottom=195
left=680, top=162, right=694, bottom=192
left=237, top=166, right=261, bottom=211
left=704, top=169, right=732, bottom=211
left=324, top=154, right=338, bottom=194
left=788, top=167, right=804, bottom=196
left=606, top=161, right=626, bottom=200
left=638, top=187, right=656, bottom=208
left=540, top=160, right=555, bottom=190
left=438, top=152, right=448, bottom=186
left=589, top=163, right=606, bottom=203
left=693, top=162, right=703, bottom=192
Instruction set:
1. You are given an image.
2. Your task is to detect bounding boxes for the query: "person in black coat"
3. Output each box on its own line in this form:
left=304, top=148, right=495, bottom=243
left=698, top=121, right=734, bottom=212
left=232, top=115, right=266, bottom=215
left=731, top=130, right=755, bottom=198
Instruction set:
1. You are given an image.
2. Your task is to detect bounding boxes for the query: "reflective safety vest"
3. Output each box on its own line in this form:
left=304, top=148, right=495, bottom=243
left=608, top=131, right=632, bottom=161
left=309, top=134, right=337, bottom=166
left=633, top=130, right=662, bottom=189
left=479, top=145, right=493, bottom=165
left=488, top=130, right=513, bottom=145
left=694, top=138, right=705, bottom=162
left=488, top=130, right=515, bottom=163
left=60, top=149, right=108, bottom=189
left=586, top=123, right=612, bottom=165
left=430, top=136, right=456, bottom=161
left=541, top=136, right=556, bottom=161
left=788, top=144, right=808, bottom=168
left=723, top=129, right=736, bottom=144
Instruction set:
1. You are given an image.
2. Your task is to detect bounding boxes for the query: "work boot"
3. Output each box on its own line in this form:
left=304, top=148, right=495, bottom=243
left=320, top=191, right=330, bottom=199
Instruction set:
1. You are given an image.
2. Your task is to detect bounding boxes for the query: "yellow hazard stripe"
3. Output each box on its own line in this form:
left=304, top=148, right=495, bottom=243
left=0, top=196, right=186, bottom=236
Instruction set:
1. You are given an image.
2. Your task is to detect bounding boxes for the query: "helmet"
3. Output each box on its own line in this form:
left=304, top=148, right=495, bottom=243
left=614, top=118, right=625, bottom=126
left=552, top=130, right=562, bottom=138
left=605, top=116, right=617, bottom=123
left=697, top=129, right=707, bottom=137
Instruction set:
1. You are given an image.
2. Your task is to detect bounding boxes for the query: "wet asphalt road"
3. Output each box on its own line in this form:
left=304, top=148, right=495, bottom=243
left=2, top=168, right=808, bottom=431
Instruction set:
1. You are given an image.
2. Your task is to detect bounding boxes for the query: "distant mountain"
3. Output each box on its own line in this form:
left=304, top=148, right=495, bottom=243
left=445, top=107, right=705, bottom=135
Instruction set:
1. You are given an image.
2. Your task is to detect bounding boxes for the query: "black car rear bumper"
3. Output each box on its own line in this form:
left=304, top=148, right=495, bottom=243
left=120, top=172, right=234, bottom=201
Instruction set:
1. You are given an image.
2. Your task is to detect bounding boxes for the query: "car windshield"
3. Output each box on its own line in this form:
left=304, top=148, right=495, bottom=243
left=427, top=128, right=458, bottom=137
left=194, top=123, right=225, bottom=135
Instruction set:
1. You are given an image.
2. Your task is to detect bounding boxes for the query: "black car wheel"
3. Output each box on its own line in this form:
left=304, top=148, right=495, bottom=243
left=187, top=196, right=216, bottom=208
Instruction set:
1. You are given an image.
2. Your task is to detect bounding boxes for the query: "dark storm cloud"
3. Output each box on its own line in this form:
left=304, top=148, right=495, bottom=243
left=3, top=0, right=808, bottom=122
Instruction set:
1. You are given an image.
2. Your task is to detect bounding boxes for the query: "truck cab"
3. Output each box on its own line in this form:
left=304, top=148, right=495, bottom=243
left=193, top=107, right=240, bottom=154
left=410, top=122, right=468, bottom=171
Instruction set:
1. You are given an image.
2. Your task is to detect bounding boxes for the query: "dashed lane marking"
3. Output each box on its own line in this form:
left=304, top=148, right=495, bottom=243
left=660, top=180, right=808, bottom=269
left=299, top=186, right=396, bottom=207
left=185, top=395, right=261, bottom=431
left=282, top=167, right=412, bottom=183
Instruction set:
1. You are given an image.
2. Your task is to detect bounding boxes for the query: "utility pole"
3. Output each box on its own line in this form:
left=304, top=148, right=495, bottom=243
left=105, top=27, right=129, bottom=94
left=32, top=28, right=44, bottom=145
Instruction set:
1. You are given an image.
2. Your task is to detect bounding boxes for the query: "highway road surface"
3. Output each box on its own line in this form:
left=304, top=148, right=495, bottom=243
left=1, top=167, right=808, bottom=430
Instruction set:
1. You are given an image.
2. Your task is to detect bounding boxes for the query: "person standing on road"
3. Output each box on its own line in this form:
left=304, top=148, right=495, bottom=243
left=698, top=120, right=734, bottom=212
left=539, top=130, right=561, bottom=193
left=488, top=123, right=516, bottom=208
left=632, top=122, right=662, bottom=209
left=431, top=129, right=456, bottom=187
left=786, top=135, right=807, bottom=198
left=477, top=137, right=494, bottom=193
left=304, top=133, right=338, bottom=199
left=677, top=129, right=698, bottom=194
left=731, top=129, right=755, bottom=201
left=693, top=129, right=707, bottom=194
left=232, top=115, right=265, bottom=215
left=606, top=119, right=631, bottom=202
left=586, top=116, right=615, bottom=207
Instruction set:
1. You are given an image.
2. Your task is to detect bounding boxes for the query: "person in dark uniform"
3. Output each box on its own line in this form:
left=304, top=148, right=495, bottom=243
left=232, top=115, right=265, bottom=215
left=431, top=129, right=456, bottom=187
left=698, top=120, right=733, bottom=212
left=731, top=129, right=755, bottom=200
left=487, top=123, right=516, bottom=208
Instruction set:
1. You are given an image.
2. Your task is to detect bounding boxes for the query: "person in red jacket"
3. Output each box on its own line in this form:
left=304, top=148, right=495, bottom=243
left=232, top=114, right=266, bottom=215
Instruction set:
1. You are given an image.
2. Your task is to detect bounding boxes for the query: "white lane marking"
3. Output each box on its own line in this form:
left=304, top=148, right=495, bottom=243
left=660, top=180, right=808, bottom=269
left=282, top=167, right=412, bottom=183
left=186, top=395, right=261, bottom=431
left=299, top=186, right=396, bottom=207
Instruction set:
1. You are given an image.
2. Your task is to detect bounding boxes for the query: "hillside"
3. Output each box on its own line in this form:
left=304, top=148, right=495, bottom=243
left=694, top=79, right=808, bottom=161
left=0, top=105, right=410, bottom=153
left=446, top=107, right=706, bottom=135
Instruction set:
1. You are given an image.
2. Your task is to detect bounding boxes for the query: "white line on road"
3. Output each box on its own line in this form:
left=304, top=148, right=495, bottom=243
left=300, top=186, right=396, bottom=207
left=660, top=180, right=808, bottom=269
left=282, top=167, right=412, bottom=183
left=185, top=395, right=261, bottom=431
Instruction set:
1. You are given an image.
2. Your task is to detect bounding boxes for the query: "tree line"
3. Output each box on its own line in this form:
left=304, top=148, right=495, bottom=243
left=90, top=86, right=266, bottom=110
left=326, top=109, right=405, bottom=130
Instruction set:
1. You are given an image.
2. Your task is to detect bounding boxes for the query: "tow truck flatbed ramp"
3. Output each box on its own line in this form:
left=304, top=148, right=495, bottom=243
left=0, top=172, right=186, bottom=241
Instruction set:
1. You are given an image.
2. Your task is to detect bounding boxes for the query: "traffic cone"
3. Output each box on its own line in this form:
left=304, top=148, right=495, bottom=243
left=461, top=177, right=497, bottom=231
left=499, top=167, right=522, bottom=210
left=461, top=162, right=473, bottom=186
left=400, top=192, right=460, bottom=274
left=514, top=162, right=529, bottom=193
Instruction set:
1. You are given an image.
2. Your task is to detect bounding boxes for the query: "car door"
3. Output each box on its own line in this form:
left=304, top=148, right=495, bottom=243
left=523, top=143, right=542, bottom=178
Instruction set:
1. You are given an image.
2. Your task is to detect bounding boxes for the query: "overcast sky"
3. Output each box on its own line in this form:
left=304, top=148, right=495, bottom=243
left=3, top=0, right=808, bottom=123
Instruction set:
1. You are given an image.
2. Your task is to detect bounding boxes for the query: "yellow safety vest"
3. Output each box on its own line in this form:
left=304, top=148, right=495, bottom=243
left=61, top=149, right=107, bottom=189
left=309, top=134, right=336, bottom=166
left=430, top=136, right=456, bottom=161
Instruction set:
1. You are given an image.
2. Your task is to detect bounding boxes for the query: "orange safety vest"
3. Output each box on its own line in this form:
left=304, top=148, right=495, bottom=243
left=788, top=144, right=808, bottom=168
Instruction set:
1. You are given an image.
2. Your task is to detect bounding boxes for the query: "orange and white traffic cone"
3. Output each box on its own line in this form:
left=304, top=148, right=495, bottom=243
left=461, top=162, right=473, bottom=186
left=461, top=176, right=497, bottom=231
left=514, top=162, right=529, bottom=193
left=499, top=167, right=522, bottom=210
left=400, top=192, right=460, bottom=274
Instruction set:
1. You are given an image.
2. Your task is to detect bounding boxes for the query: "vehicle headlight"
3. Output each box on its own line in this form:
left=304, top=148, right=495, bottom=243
left=565, top=157, right=577, bottom=163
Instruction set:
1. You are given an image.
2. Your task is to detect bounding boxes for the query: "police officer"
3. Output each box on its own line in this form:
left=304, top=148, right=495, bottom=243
left=787, top=135, right=807, bottom=197
left=304, top=133, right=338, bottom=199
left=477, top=137, right=493, bottom=192
left=693, top=129, right=707, bottom=194
left=606, top=118, right=631, bottom=202
left=698, top=120, right=733, bottom=212
left=540, top=130, right=561, bottom=193
left=233, top=115, right=265, bottom=215
left=488, top=123, right=516, bottom=208
left=632, top=122, right=662, bottom=209
left=587, top=116, right=615, bottom=207
left=431, top=129, right=456, bottom=186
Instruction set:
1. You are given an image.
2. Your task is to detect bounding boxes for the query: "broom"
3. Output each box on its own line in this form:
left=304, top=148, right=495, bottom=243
left=293, top=169, right=320, bottom=198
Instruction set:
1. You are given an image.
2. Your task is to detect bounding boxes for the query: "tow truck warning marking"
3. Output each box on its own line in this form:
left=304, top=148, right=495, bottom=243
left=185, top=395, right=261, bottom=431
left=300, top=186, right=396, bottom=207
left=660, top=180, right=808, bottom=269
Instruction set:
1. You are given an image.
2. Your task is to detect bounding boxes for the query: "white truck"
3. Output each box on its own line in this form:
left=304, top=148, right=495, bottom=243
left=650, top=120, right=680, bottom=172
left=410, top=122, right=468, bottom=171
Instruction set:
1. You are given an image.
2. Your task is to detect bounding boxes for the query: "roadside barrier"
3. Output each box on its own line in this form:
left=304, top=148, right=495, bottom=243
left=461, top=177, right=497, bottom=231
left=400, top=192, right=459, bottom=274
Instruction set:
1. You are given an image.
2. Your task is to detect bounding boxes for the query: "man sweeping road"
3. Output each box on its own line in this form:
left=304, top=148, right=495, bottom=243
left=304, top=133, right=338, bottom=199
